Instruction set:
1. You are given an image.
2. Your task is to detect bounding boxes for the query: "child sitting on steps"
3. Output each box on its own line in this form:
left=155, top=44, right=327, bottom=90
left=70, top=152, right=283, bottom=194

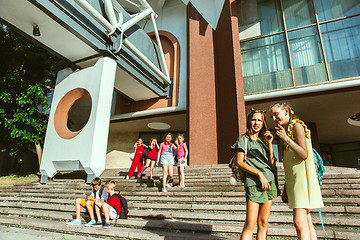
left=66, top=177, right=108, bottom=227
left=95, top=180, right=121, bottom=228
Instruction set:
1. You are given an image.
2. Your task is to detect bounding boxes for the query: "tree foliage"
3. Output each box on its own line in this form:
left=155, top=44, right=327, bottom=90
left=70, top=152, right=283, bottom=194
left=0, top=25, right=59, bottom=158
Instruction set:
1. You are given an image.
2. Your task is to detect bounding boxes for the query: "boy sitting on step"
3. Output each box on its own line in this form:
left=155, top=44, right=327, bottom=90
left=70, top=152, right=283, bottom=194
left=95, top=180, right=121, bottom=228
left=67, top=177, right=108, bottom=227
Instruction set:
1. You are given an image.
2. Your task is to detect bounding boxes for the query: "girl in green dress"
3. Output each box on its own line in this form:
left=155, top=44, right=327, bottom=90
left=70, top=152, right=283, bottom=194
left=232, top=109, right=280, bottom=240
left=269, top=102, right=323, bottom=240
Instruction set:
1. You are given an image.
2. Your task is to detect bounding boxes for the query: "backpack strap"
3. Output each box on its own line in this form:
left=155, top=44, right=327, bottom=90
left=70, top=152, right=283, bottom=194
left=98, top=186, right=104, bottom=199
left=109, top=194, right=121, bottom=217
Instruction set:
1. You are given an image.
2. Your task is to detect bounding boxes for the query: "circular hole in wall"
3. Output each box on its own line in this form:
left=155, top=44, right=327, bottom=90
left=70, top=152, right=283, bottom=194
left=67, top=98, right=92, bottom=132
left=348, top=112, right=360, bottom=127
left=54, top=88, right=92, bottom=139
left=147, top=122, right=171, bottom=130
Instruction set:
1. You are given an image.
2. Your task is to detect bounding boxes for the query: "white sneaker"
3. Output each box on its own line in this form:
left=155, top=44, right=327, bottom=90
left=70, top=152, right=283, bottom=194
left=125, top=175, right=130, bottom=180
left=85, top=220, right=96, bottom=227
left=165, top=184, right=172, bottom=188
left=162, top=188, right=168, bottom=192
left=66, top=219, right=81, bottom=225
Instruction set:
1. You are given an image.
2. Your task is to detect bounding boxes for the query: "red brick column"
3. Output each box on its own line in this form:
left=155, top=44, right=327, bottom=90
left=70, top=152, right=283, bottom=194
left=187, top=1, right=246, bottom=165
left=214, top=0, right=246, bottom=164
left=187, top=3, right=218, bottom=165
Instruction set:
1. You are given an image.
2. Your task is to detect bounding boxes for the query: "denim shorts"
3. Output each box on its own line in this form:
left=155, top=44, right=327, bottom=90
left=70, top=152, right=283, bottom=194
left=160, top=152, right=174, bottom=165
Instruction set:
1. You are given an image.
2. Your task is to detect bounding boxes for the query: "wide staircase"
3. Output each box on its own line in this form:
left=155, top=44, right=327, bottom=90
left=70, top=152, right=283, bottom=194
left=0, top=163, right=359, bottom=239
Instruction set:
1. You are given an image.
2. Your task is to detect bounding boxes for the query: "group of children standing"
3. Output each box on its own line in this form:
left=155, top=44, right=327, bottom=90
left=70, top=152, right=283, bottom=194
left=234, top=102, right=324, bottom=240
left=125, top=133, right=188, bottom=192
left=67, top=102, right=323, bottom=238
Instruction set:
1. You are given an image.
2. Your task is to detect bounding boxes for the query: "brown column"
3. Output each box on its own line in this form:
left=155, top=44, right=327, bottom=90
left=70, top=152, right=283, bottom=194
left=187, top=3, right=218, bottom=165
left=213, top=0, right=247, bottom=163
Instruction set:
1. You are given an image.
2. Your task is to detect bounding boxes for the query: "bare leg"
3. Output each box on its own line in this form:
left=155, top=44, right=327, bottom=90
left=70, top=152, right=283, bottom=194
left=75, top=198, right=82, bottom=220
left=241, top=200, right=260, bottom=240
left=149, top=160, right=156, bottom=179
left=140, top=159, right=151, bottom=175
left=293, top=208, right=311, bottom=240
left=162, top=164, right=169, bottom=190
left=95, top=204, right=102, bottom=222
left=101, top=202, right=111, bottom=223
left=166, top=164, right=173, bottom=185
left=85, top=200, right=95, bottom=221
left=306, top=210, right=317, bottom=240
left=179, top=166, right=185, bottom=186
left=177, top=167, right=181, bottom=185
left=256, top=200, right=273, bottom=240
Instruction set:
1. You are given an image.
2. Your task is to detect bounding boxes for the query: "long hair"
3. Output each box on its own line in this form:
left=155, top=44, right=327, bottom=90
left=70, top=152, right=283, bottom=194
left=270, top=102, right=297, bottom=122
left=149, top=138, right=156, bottom=145
left=244, top=108, right=268, bottom=142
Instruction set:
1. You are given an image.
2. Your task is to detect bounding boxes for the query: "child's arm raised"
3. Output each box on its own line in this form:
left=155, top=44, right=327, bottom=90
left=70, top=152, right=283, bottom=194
left=236, top=149, right=271, bottom=191
left=264, top=131, right=276, bottom=165
left=275, top=123, right=308, bottom=160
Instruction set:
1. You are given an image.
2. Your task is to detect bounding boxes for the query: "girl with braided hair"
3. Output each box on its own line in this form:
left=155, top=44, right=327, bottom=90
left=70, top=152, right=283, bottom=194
left=269, top=103, right=323, bottom=240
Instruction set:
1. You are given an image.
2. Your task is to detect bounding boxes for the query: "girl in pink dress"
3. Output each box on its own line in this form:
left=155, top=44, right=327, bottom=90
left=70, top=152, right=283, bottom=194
left=175, top=134, right=188, bottom=187
left=139, top=138, right=159, bottom=180
left=126, top=138, right=148, bottom=179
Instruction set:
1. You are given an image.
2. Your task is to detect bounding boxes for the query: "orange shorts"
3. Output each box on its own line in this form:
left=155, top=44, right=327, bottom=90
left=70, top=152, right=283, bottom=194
left=80, top=198, right=95, bottom=208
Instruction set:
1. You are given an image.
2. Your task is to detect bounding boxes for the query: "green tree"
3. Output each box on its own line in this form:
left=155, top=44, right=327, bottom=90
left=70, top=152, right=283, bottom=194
left=0, top=24, right=59, bottom=170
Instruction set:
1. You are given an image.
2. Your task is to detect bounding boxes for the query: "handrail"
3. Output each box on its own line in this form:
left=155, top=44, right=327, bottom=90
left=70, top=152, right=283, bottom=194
left=73, top=0, right=115, bottom=33
left=123, top=39, right=171, bottom=85
left=74, top=0, right=171, bottom=86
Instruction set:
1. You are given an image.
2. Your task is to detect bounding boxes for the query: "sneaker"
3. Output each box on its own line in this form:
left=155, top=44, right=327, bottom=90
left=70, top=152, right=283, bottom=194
left=93, top=221, right=103, bottom=227
left=85, top=220, right=96, bottom=227
left=66, top=219, right=81, bottom=225
left=125, top=175, right=130, bottom=180
left=165, top=184, right=172, bottom=188
left=162, top=188, right=168, bottom=192
left=103, top=222, right=111, bottom=228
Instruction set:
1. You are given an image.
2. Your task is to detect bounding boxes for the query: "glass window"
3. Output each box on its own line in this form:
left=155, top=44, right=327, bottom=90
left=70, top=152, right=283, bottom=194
left=288, top=27, right=328, bottom=85
left=241, top=34, right=292, bottom=93
left=237, top=0, right=284, bottom=40
left=283, top=0, right=316, bottom=30
left=315, top=0, right=360, bottom=22
left=321, top=16, right=360, bottom=80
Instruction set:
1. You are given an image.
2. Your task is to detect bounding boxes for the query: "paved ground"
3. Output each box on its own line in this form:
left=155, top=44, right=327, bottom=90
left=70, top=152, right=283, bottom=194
left=0, top=225, right=101, bottom=240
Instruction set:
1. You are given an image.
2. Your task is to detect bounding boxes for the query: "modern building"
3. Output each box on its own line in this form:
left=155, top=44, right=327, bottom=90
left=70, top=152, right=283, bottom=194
left=1, top=0, right=359, bottom=180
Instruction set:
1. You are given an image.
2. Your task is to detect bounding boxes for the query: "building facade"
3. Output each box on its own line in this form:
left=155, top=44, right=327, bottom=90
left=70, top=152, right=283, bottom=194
left=1, top=0, right=359, bottom=179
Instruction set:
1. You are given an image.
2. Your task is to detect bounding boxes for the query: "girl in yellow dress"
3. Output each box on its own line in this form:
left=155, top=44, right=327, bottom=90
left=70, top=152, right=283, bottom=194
left=269, top=103, right=323, bottom=240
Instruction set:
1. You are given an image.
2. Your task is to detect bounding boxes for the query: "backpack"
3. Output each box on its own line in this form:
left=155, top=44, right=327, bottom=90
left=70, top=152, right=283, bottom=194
left=110, top=193, right=129, bottom=219
left=229, top=137, right=248, bottom=185
left=312, top=148, right=325, bottom=186
left=312, top=148, right=326, bottom=233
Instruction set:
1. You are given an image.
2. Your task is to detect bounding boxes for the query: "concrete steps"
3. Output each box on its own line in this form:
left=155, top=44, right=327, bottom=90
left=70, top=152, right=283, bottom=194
left=0, top=163, right=359, bottom=239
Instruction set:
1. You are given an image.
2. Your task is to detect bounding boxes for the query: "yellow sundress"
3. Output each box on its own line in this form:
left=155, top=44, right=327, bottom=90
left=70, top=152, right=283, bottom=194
left=283, top=119, right=324, bottom=209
